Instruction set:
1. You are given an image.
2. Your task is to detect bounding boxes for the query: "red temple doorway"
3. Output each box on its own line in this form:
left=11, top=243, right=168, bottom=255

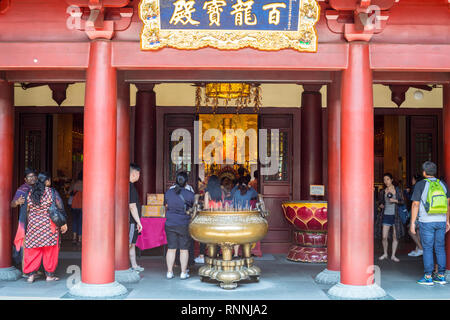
left=13, top=107, right=84, bottom=246
left=157, top=108, right=300, bottom=255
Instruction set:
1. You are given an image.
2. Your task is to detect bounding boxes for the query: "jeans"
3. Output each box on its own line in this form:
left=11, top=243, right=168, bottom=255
left=71, top=208, right=82, bottom=236
left=419, top=222, right=447, bottom=275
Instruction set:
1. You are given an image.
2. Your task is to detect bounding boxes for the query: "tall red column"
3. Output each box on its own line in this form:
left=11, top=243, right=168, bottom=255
left=114, top=76, right=139, bottom=283
left=285, top=84, right=326, bottom=263
left=326, top=74, right=341, bottom=273
left=134, top=84, right=156, bottom=203
left=0, top=80, right=20, bottom=280
left=315, top=74, right=341, bottom=284
left=328, top=42, right=385, bottom=299
left=70, top=40, right=126, bottom=297
left=300, top=85, right=323, bottom=200
left=443, top=84, right=450, bottom=279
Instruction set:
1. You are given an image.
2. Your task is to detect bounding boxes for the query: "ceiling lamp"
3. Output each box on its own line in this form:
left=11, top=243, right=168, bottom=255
left=195, top=83, right=262, bottom=114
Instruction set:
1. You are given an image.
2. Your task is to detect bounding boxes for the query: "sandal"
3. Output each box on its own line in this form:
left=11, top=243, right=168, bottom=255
left=378, top=254, right=388, bottom=261
left=46, top=276, right=60, bottom=282
left=391, top=256, right=400, bottom=262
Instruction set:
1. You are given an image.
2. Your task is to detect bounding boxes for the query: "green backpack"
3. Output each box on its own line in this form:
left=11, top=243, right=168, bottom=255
left=423, top=179, right=448, bottom=215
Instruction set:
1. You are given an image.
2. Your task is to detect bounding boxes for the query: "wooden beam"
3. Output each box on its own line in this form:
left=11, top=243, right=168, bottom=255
left=7, top=69, right=448, bottom=86
left=14, top=106, right=84, bottom=113
left=112, top=42, right=349, bottom=70
left=0, top=42, right=89, bottom=69
left=370, top=44, right=450, bottom=71
left=124, top=70, right=333, bottom=83
left=0, top=42, right=448, bottom=74
left=373, top=72, right=450, bottom=84
left=5, top=70, right=86, bottom=82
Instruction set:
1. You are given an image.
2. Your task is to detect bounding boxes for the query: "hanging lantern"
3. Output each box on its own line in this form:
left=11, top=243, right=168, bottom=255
left=195, top=83, right=262, bottom=113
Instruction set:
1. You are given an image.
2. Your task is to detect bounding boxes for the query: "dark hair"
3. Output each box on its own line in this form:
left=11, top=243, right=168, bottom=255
left=237, top=167, right=245, bottom=176
left=238, top=176, right=248, bottom=196
left=382, top=173, right=395, bottom=188
left=77, top=170, right=83, bottom=181
left=206, top=175, right=222, bottom=201
left=413, top=173, right=422, bottom=183
left=24, top=168, right=36, bottom=178
left=422, top=161, right=437, bottom=176
left=30, top=172, right=51, bottom=205
left=130, top=163, right=141, bottom=172
left=383, top=173, right=393, bottom=180
left=174, top=171, right=188, bottom=194
left=253, top=170, right=259, bottom=179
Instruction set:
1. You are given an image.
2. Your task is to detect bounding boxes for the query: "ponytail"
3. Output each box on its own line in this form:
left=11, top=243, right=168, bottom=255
left=30, top=172, right=51, bottom=205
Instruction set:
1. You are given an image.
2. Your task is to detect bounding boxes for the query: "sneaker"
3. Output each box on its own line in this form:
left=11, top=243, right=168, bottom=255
left=415, top=249, right=423, bottom=257
left=194, top=256, right=205, bottom=264
left=408, top=250, right=418, bottom=257
left=166, top=271, right=174, bottom=279
left=433, top=274, right=447, bottom=285
left=132, top=266, right=144, bottom=272
left=417, top=275, right=434, bottom=286
left=180, top=272, right=190, bottom=280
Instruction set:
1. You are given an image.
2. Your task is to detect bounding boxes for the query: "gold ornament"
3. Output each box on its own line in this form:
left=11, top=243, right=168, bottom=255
left=195, top=83, right=262, bottom=113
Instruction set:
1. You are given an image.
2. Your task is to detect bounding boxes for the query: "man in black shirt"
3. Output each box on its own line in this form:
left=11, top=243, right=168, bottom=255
left=129, top=163, right=144, bottom=272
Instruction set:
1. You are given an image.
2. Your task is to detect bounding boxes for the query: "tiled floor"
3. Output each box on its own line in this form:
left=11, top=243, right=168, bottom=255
left=1, top=250, right=449, bottom=300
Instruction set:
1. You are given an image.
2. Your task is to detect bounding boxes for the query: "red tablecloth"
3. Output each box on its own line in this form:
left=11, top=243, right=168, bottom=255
left=136, top=217, right=167, bottom=250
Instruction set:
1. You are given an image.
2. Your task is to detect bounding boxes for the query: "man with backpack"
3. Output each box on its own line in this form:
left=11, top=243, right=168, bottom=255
left=410, top=161, right=450, bottom=285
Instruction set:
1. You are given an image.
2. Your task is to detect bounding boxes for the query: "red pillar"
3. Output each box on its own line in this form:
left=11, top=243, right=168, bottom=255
left=326, top=74, right=341, bottom=273
left=134, top=84, right=156, bottom=203
left=329, top=42, right=385, bottom=298
left=115, top=74, right=131, bottom=272
left=81, top=40, right=117, bottom=285
left=340, top=43, right=373, bottom=286
left=443, top=84, right=450, bottom=275
left=0, top=81, right=13, bottom=269
left=314, top=75, right=341, bottom=282
left=300, top=85, right=323, bottom=200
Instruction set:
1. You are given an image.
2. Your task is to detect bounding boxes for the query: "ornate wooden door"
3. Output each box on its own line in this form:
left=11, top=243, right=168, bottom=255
left=18, top=114, right=52, bottom=181
left=259, top=114, right=295, bottom=253
left=408, top=115, right=438, bottom=178
left=163, top=114, right=197, bottom=192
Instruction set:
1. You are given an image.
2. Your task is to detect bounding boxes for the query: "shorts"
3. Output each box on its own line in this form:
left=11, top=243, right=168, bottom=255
left=382, top=214, right=395, bottom=226
left=165, top=224, right=191, bottom=250
left=129, top=223, right=138, bottom=245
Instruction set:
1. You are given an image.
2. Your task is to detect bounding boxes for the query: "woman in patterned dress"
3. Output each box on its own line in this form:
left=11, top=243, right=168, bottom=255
left=23, top=173, right=68, bottom=283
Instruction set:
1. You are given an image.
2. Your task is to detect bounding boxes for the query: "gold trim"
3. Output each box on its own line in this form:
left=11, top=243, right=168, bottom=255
left=139, top=0, right=320, bottom=52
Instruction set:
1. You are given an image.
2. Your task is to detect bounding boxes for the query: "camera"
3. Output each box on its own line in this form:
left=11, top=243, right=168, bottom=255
left=387, top=192, right=393, bottom=199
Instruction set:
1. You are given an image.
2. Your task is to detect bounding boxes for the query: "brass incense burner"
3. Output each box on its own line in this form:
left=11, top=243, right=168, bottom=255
left=189, top=196, right=269, bottom=289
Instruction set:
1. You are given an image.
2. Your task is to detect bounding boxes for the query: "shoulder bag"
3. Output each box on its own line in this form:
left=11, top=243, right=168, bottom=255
left=49, top=188, right=67, bottom=227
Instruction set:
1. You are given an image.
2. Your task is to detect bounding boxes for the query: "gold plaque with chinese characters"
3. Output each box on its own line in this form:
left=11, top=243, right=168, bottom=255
left=139, top=0, right=320, bottom=52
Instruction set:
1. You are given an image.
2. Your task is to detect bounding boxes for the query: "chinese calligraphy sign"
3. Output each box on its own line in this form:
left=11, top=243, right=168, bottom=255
left=139, top=0, right=319, bottom=51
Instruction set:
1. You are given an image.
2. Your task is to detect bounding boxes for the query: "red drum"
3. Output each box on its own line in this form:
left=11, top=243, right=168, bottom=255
left=282, top=201, right=328, bottom=263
